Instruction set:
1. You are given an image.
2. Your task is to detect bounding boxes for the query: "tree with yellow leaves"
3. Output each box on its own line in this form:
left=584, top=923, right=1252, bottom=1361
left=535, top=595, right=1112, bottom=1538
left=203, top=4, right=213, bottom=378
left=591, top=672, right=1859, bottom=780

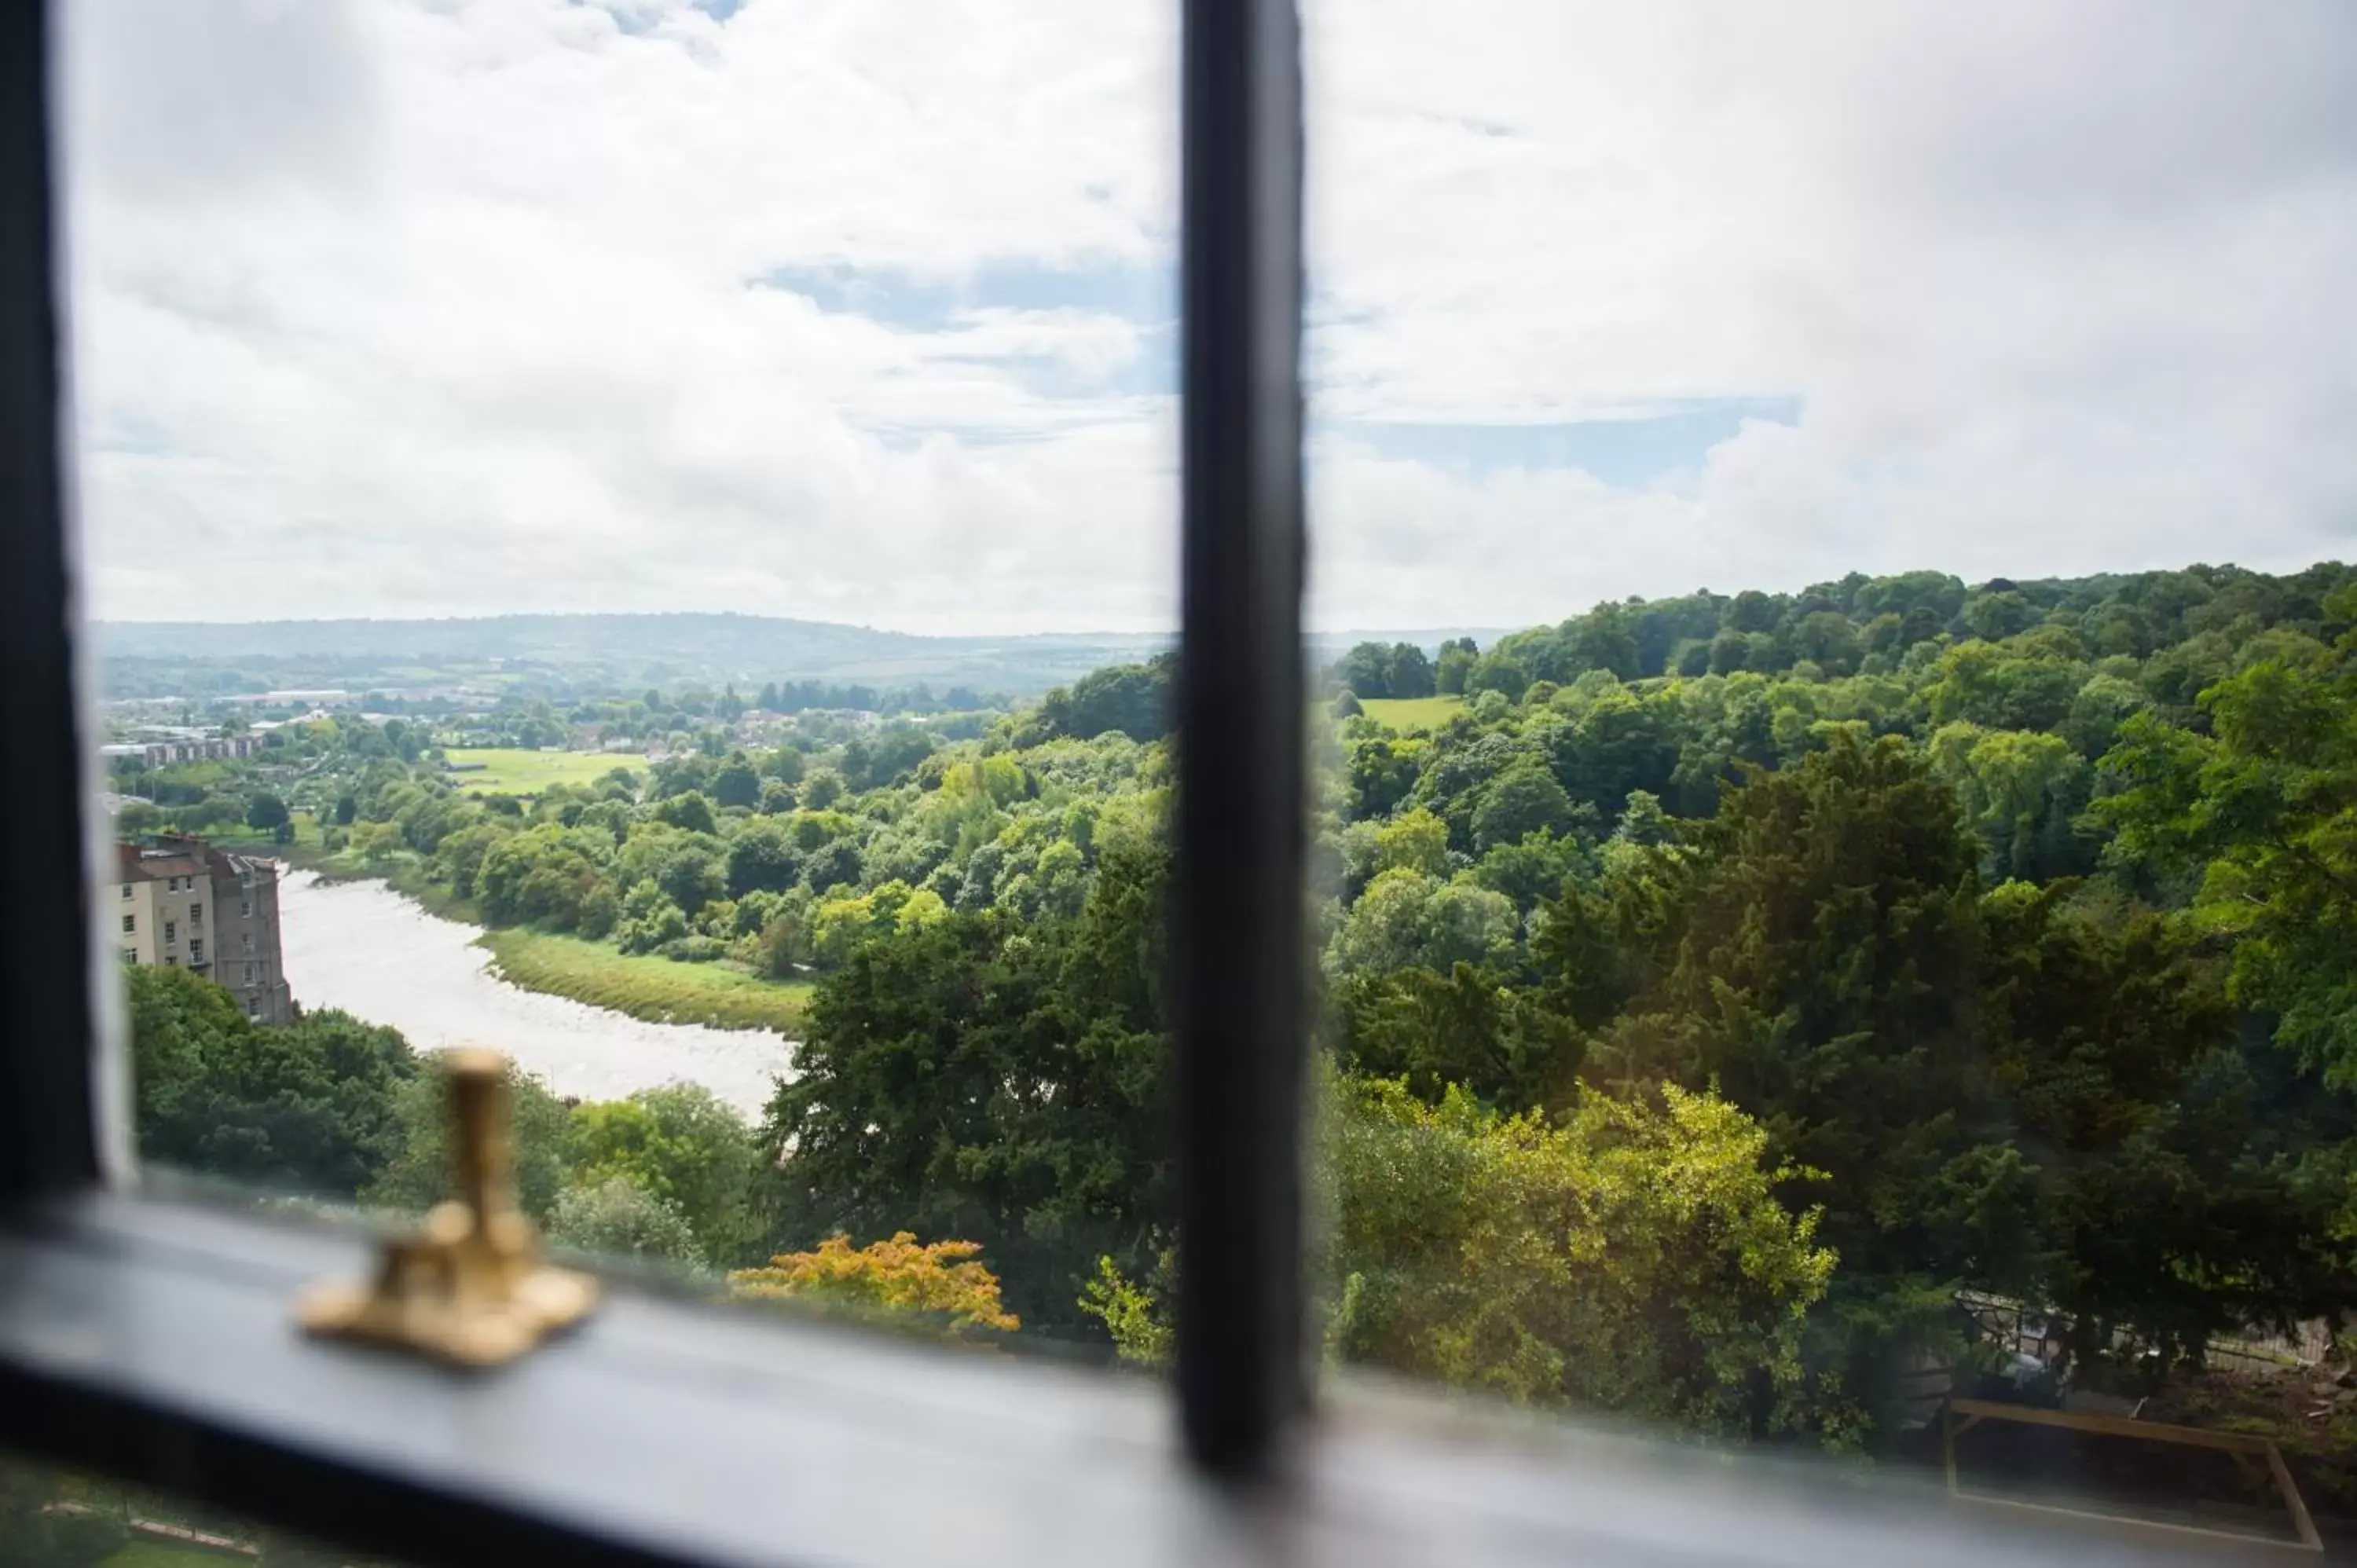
left=729, top=1233, right=1019, bottom=1338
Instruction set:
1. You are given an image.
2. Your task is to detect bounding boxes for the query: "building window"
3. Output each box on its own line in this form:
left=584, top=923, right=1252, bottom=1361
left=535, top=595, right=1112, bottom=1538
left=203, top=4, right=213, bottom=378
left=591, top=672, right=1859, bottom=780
left=163, top=921, right=176, bottom=943
left=119, top=883, right=131, bottom=899
left=119, top=948, right=137, bottom=965
left=190, top=902, right=203, bottom=925
left=120, top=914, right=134, bottom=933
left=246, top=997, right=261, bottom=1017
left=244, top=962, right=255, bottom=984
left=190, top=940, right=205, bottom=965
left=242, top=934, right=254, bottom=954
left=240, top=899, right=252, bottom=918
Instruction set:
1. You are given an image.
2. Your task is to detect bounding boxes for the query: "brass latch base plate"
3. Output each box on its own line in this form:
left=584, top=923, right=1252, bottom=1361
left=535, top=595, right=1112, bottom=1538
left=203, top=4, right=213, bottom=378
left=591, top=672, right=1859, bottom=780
left=297, top=1206, right=598, bottom=1367
left=297, top=1048, right=599, bottom=1368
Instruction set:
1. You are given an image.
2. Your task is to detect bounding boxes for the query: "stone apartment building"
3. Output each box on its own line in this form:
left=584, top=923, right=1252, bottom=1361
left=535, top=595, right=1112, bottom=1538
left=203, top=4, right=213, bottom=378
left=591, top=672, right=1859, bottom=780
left=114, top=837, right=294, bottom=1023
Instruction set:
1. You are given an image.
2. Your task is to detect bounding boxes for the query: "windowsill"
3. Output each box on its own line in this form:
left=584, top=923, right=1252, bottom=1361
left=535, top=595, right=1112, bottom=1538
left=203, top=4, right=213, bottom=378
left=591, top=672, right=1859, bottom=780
left=0, top=1191, right=2102, bottom=1568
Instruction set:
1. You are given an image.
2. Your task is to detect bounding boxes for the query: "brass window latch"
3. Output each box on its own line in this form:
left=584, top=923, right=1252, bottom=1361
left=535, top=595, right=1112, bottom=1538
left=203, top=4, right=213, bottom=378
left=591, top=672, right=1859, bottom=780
left=298, top=1048, right=596, bottom=1367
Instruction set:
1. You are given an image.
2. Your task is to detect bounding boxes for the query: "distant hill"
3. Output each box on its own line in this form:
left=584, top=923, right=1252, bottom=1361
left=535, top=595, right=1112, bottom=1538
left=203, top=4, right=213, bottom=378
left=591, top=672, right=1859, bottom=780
left=93, top=614, right=1167, bottom=702
left=92, top=613, right=1501, bottom=703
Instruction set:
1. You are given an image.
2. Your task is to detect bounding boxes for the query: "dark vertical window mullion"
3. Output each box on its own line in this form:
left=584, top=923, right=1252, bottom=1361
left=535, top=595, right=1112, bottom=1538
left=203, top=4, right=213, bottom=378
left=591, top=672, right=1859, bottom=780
left=1175, top=0, right=1308, bottom=1475
left=0, top=0, right=100, bottom=1203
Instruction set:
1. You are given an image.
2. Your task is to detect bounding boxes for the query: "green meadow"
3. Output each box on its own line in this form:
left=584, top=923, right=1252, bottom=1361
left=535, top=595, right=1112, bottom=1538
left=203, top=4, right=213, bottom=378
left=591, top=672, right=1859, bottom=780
left=442, top=748, right=645, bottom=795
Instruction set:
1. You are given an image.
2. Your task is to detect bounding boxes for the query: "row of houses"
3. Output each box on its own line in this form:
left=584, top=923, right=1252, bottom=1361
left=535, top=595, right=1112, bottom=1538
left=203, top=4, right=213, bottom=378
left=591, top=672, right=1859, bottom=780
left=114, top=836, right=293, bottom=1023
left=101, top=734, right=262, bottom=768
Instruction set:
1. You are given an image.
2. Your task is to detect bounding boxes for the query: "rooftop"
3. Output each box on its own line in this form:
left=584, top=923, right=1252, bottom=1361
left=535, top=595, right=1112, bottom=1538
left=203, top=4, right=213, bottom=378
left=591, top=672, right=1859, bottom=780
left=114, top=844, right=207, bottom=884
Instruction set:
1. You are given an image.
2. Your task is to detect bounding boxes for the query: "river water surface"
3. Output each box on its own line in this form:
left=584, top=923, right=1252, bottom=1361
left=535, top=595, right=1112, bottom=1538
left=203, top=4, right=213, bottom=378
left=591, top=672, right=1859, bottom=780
left=277, top=870, right=794, bottom=1116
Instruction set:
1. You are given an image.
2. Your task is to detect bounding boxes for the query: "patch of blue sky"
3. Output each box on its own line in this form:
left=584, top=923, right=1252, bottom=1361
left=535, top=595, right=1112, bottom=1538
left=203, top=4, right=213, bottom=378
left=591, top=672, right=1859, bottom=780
left=1324, top=397, right=1801, bottom=489
left=759, top=257, right=1175, bottom=335
left=574, top=0, right=741, bottom=31
left=862, top=407, right=1135, bottom=452
left=90, top=413, right=171, bottom=456
left=941, top=329, right=1175, bottom=403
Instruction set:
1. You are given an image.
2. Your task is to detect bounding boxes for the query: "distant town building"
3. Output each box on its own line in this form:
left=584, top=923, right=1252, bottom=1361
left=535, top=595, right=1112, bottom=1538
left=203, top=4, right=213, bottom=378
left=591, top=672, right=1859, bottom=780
left=114, top=836, right=294, bottom=1023
left=217, top=689, right=350, bottom=705
left=108, top=731, right=262, bottom=768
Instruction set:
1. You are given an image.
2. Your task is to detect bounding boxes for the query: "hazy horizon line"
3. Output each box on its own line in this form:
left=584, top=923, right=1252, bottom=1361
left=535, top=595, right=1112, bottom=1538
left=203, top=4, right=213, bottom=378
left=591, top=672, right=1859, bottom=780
left=93, top=610, right=1518, bottom=641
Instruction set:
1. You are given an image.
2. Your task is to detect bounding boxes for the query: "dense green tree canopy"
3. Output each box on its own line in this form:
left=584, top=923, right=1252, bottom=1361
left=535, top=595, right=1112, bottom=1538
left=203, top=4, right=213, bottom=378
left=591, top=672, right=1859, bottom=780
left=2099, top=602, right=2357, bottom=1084
left=1023, top=653, right=1175, bottom=744
left=760, top=835, right=1175, bottom=1334
left=570, top=1084, right=761, bottom=1265
left=1327, top=1075, right=1842, bottom=1439
left=130, top=965, right=416, bottom=1198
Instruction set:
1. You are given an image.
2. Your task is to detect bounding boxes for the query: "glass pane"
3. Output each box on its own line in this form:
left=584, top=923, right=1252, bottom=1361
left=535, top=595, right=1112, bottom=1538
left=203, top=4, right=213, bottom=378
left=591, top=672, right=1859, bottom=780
left=68, top=0, right=1176, bottom=1358
left=1302, top=0, right=2357, bottom=1537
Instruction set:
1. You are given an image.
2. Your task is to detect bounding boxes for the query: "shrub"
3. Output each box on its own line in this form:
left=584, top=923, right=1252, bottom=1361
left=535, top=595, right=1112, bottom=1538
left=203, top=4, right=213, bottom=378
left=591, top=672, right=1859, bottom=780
left=1329, top=1075, right=1845, bottom=1441
left=548, top=1176, right=702, bottom=1266
left=731, top=1233, right=1019, bottom=1337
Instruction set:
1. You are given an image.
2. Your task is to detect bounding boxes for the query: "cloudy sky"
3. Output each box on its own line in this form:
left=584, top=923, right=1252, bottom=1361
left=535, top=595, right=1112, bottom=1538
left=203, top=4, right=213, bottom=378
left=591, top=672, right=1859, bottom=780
left=62, top=0, right=2357, bottom=633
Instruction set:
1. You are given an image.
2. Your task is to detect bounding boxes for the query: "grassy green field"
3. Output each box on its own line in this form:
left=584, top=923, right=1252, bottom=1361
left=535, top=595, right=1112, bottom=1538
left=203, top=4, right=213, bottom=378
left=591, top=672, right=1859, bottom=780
left=478, top=927, right=811, bottom=1035
left=1358, top=694, right=1467, bottom=731
left=443, top=747, right=645, bottom=796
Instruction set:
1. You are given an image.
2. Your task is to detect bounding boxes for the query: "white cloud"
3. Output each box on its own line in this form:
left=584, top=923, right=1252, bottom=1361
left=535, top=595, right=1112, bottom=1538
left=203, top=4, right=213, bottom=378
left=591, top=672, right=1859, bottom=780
left=1302, top=0, right=2357, bottom=627
left=62, top=0, right=2357, bottom=634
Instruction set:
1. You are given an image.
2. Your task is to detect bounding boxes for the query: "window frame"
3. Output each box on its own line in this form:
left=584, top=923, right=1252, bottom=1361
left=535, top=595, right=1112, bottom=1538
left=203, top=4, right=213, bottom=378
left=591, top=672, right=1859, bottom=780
left=0, top=0, right=99, bottom=1206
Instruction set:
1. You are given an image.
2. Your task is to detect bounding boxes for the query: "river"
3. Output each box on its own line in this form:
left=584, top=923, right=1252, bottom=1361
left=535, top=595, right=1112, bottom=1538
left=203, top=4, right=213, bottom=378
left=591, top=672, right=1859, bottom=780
left=277, top=870, right=795, bottom=1117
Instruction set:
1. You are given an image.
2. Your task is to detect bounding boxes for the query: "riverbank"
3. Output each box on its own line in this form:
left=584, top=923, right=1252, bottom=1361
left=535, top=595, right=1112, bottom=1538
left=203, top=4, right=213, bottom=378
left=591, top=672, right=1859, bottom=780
left=275, top=841, right=808, bottom=1035
left=277, top=871, right=794, bottom=1114
left=478, top=927, right=812, bottom=1034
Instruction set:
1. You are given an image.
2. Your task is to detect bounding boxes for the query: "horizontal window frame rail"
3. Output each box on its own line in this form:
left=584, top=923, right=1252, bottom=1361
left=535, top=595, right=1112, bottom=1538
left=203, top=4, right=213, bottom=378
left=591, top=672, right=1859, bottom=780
left=2, top=1192, right=1171, bottom=1568
left=0, top=1191, right=2123, bottom=1568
